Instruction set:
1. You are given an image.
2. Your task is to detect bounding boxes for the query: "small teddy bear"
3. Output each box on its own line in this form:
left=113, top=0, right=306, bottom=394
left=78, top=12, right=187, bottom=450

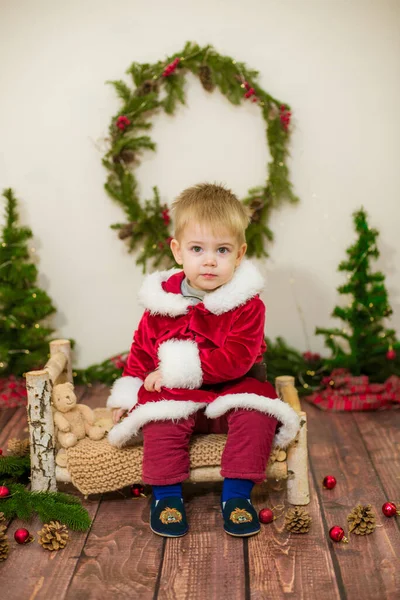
left=52, top=382, right=106, bottom=467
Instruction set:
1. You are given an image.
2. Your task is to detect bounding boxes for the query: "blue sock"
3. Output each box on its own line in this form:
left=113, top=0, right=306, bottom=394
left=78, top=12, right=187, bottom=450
left=222, top=478, right=254, bottom=507
left=152, top=483, right=183, bottom=502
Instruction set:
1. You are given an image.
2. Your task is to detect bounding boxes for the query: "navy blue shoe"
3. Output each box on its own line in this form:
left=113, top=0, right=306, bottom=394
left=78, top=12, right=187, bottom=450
left=222, top=498, right=261, bottom=537
left=150, top=496, right=189, bottom=538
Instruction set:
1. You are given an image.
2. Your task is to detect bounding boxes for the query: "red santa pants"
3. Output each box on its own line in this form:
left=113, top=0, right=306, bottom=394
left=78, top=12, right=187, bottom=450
left=142, top=408, right=278, bottom=485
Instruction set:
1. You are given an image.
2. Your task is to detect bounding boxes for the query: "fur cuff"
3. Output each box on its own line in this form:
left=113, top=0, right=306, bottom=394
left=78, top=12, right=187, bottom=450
left=204, top=393, right=300, bottom=448
left=108, top=400, right=206, bottom=448
left=106, top=376, right=143, bottom=410
left=158, top=339, right=203, bottom=389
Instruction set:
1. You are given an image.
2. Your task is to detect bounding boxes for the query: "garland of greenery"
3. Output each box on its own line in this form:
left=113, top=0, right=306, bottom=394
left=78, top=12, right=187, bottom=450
left=104, top=41, right=298, bottom=271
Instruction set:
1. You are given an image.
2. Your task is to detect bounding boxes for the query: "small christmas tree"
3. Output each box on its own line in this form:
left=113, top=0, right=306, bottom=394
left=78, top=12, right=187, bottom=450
left=316, top=207, right=399, bottom=381
left=0, top=189, right=56, bottom=376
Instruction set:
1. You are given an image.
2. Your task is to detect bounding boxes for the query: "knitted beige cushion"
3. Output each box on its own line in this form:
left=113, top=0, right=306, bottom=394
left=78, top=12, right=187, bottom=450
left=66, top=433, right=225, bottom=496
left=66, top=433, right=287, bottom=496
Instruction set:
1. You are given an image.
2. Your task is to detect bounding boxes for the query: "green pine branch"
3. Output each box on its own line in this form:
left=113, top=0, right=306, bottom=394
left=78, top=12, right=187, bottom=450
left=0, top=484, right=91, bottom=531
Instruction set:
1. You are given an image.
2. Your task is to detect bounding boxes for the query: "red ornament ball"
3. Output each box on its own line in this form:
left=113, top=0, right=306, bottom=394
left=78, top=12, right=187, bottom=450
left=130, top=484, right=145, bottom=498
left=329, top=526, right=348, bottom=543
left=382, top=502, right=398, bottom=517
left=14, top=528, right=31, bottom=544
left=386, top=349, right=396, bottom=361
left=323, top=475, right=337, bottom=490
left=0, top=448, right=2, bottom=455
left=259, top=508, right=274, bottom=524
left=0, top=485, right=10, bottom=498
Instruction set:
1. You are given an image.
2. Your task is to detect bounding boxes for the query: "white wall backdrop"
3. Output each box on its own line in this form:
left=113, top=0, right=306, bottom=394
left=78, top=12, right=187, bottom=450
left=0, top=0, right=399, bottom=367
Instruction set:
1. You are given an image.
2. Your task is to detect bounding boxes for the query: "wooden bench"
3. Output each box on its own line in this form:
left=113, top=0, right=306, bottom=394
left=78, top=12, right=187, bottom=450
left=26, top=339, right=310, bottom=504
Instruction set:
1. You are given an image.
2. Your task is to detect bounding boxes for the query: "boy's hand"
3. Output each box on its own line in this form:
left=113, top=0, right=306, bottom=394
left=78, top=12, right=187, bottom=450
left=112, top=408, right=128, bottom=424
left=144, top=369, right=163, bottom=392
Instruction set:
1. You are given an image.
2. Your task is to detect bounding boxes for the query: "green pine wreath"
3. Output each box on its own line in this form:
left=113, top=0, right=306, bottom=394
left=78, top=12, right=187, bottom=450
left=103, top=42, right=298, bottom=271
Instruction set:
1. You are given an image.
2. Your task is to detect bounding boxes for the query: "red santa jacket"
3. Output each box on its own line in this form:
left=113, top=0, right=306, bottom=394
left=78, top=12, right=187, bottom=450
left=107, top=260, right=299, bottom=448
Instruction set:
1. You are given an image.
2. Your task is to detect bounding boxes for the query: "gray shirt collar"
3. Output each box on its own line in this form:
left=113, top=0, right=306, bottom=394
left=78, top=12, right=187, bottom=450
left=181, top=277, right=208, bottom=304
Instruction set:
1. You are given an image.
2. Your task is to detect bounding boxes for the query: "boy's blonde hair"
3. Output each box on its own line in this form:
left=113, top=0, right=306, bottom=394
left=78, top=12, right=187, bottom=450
left=171, top=183, right=250, bottom=244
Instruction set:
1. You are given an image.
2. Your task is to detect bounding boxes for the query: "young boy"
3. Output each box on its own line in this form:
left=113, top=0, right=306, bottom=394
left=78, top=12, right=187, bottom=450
left=107, top=183, right=300, bottom=538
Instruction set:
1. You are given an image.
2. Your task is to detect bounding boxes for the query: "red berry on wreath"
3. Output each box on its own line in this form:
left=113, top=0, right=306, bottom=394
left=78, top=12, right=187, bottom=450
left=386, top=348, right=396, bottom=361
left=130, top=484, right=145, bottom=498
left=0, top=485, right=10, bottom=498
left=329, top=526, right=348, bottom=543
left=382, top=502, right=399, bottom=517
left=259, top=508, right=274, bottom=524
left=323, top=475, right=337, bottom=490
left=244, top=87, right=255, bottom=99
left=162, top=208, right=170, bottom=225
left=116, top=115, right=131, bottom=131
left=14, top=528, right=32, bottom=544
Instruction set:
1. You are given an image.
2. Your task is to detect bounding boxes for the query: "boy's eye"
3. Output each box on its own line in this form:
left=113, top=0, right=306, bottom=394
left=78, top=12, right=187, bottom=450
left=191, top=246, right=202, bottom=253
left=218, top=247, right=230, bottom=254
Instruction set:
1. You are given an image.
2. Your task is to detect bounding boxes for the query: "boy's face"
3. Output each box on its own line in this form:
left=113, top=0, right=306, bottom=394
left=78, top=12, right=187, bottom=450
left=170, top=222, right=247, bottom=291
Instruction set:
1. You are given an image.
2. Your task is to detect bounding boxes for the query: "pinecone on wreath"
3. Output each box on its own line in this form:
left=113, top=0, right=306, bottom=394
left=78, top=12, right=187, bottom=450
left=248, top=197, right=265, bottom=223
left=136, top=79, right=159, bottom=97
left=118, top=222, right=135, bottom=240
left=37, top=521, right=69, bottom=551
left=112, top=149, right=136, bottom=165
left=199, top=65, right=214, bottom=92
left=0, top=521, right=9, bottom=562
left=285, top=507, right=312, bottom=533
left=347, top=504, right=376, bottom=535
left=7, top=437, right=30, bottom=456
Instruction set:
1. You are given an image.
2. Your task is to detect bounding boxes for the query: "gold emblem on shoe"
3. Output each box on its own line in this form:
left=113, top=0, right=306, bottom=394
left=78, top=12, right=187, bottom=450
left=160, top=507, right=183, bottom=524
left=230, top=507, right=253, bottom=524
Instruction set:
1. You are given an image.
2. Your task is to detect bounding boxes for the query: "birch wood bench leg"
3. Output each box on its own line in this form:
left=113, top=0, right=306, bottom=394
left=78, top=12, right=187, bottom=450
left=286, top=412, right=310, bottom=505
left=26, top=339, right=72, bottom=492
left=275, top=376, right=310, bottom=505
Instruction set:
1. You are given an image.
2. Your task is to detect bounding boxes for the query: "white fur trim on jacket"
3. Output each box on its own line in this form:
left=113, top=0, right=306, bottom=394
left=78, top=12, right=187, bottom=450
left=138, top=260, right=264, bottom=317
left=138, top=268, right=191, bottom=316
left=106, top=376, right=143, bottom=411
left=158, top=339, right=203, bottom=389
left=204, top=393, right=300, bottom=448
left=204, top=260, right=264, bottom=315
left=108, top=400, right=206, bottom=448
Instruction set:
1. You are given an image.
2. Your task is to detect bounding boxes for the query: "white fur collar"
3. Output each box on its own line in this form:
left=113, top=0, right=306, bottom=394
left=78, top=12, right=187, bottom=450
left=138, top=260, right=264, bottom=317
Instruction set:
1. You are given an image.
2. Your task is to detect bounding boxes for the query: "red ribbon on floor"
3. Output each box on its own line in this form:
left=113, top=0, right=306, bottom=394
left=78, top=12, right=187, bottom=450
left=0, top=376, right=27, bottom=408
left=305, top=368, right=400, bottom=411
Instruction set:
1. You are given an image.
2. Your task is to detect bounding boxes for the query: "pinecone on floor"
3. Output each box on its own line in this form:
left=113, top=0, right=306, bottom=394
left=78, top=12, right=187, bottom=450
left=7, top=437, right=30, bottom=456
left=285, top=507, right=312, bottom=533
left=37, top=521, right=69, bottom=551
left=199, top=65, right=214, bottom=92
left=0, top=523, right=9, bottom=562
left=347, top=504, right=376, bottom=535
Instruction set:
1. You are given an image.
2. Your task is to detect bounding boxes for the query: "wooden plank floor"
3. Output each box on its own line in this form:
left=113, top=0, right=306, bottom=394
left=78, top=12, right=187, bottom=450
left=0, top=384, right=399, bottom=600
